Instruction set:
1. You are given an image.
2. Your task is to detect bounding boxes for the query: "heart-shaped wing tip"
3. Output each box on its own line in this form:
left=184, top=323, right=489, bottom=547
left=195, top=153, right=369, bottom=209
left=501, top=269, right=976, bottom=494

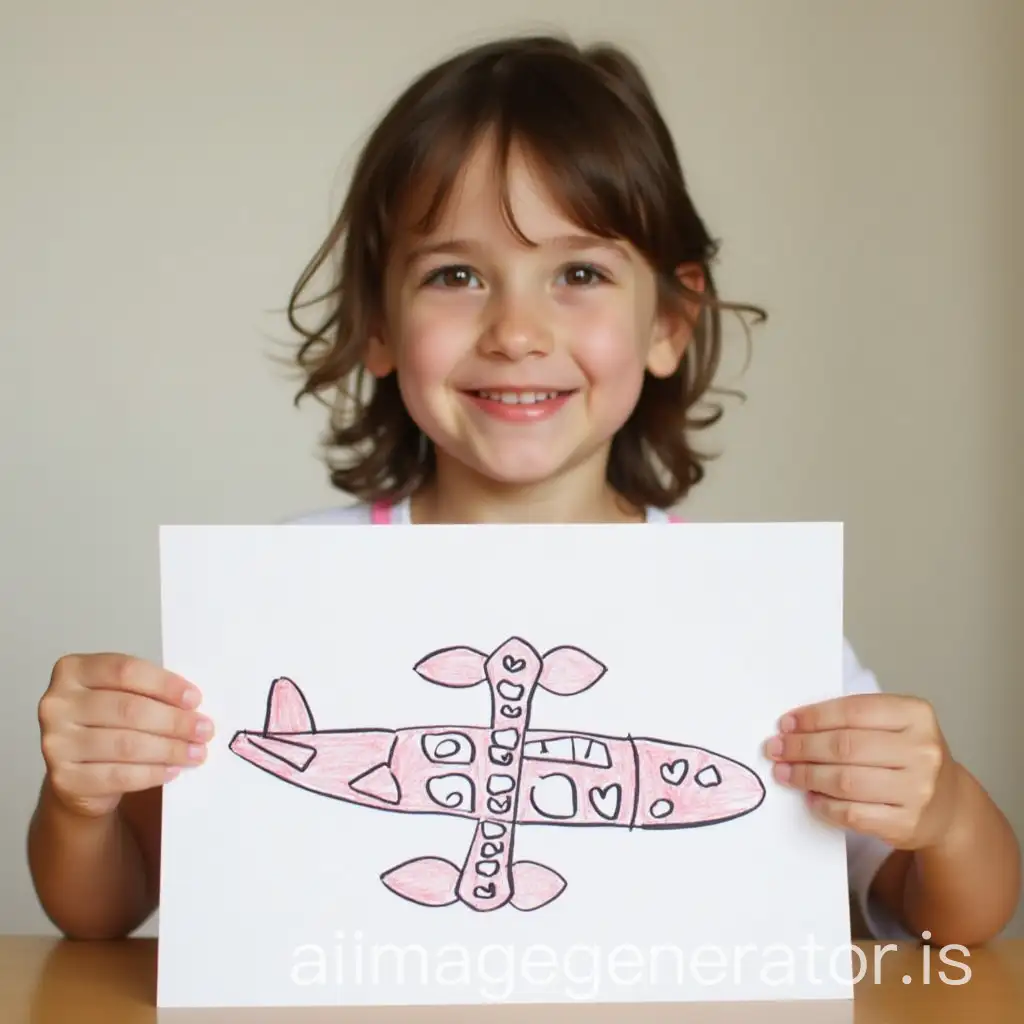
left=509, top=861, right=567, bottom=911
left=380, top=857, right=460, bottom=907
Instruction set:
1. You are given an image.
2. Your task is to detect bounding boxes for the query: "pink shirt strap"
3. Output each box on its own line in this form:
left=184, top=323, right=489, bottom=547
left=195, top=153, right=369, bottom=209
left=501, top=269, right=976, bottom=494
left=369, top=500, right=682, bottom=524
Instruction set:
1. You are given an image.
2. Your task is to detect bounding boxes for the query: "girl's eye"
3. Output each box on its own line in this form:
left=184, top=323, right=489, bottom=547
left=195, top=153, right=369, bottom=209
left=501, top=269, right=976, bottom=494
left=420, top=262, right=607, bottom=289
left=423, top=265, right=480, bottom=289
left=559, top=264, right=607, bottom=286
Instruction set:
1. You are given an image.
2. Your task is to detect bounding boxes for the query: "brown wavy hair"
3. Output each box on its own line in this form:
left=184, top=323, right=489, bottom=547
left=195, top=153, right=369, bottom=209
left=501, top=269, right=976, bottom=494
left=288, top=33, right=766, bottom=508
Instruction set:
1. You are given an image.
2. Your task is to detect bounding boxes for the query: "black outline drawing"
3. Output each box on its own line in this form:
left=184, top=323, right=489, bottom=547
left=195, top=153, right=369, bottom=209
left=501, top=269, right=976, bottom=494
left=228, top=636, right=766, bottom=912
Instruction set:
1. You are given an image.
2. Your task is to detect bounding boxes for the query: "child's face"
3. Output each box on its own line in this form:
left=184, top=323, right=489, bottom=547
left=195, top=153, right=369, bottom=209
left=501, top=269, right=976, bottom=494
left=368, top=136, right=693, bottom=495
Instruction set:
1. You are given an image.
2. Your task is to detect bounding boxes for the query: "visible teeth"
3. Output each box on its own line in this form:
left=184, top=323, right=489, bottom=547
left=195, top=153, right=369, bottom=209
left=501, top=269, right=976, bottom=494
left=477, top=390, right=560, bottom=404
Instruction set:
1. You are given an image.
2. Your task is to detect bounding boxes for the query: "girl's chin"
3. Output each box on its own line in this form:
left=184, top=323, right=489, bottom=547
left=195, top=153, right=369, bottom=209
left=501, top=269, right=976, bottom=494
left=453, top=444, right=603, bottom=491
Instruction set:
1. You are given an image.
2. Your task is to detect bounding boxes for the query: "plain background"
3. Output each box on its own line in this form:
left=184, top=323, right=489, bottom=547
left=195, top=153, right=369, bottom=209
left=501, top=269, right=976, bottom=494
left=2, top=0, right=1021, bottom=940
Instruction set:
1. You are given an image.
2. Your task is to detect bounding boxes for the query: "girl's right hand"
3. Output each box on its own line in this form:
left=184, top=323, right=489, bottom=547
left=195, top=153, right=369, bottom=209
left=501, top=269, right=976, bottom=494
left=38, top=653, right=214, bottom=819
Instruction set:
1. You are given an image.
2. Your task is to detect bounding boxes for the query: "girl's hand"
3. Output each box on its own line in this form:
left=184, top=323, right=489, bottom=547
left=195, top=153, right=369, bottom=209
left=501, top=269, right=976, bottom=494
left=764, top=693, right=961, bottom=850
left=37, top=653, right=213, bottom=819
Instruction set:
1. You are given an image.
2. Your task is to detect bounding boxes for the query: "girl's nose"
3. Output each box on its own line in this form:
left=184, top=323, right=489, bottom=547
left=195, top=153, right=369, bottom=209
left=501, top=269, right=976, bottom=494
left=479, top=297, right=554, bottom=360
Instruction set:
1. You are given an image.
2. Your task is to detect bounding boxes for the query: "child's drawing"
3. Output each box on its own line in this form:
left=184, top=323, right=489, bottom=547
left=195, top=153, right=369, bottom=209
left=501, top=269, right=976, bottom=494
left=228, top=636, right=766, bottom=912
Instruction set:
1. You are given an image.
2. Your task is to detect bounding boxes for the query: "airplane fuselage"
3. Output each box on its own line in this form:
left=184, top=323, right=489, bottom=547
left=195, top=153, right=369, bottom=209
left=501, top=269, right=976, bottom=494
left=229, top=721, right=765, bottom=830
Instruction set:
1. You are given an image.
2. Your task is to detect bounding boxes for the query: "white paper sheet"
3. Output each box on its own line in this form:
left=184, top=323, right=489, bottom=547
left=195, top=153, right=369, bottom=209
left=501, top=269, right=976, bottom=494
left=156, top=521, right=853, bottom=1008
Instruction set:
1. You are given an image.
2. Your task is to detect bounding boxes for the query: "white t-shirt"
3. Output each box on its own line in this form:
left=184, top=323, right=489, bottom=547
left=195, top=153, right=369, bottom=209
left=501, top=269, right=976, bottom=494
left=285, top=496, right=910, bottom=940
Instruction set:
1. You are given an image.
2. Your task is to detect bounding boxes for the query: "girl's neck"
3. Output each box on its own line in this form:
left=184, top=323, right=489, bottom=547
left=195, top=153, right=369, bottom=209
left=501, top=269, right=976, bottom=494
left=409, top=451, right=644, bottom=525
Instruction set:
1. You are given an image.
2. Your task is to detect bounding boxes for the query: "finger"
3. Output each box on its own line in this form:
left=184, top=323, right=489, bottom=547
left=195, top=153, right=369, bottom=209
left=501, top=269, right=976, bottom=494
left=78, top=690, right=214, bottom=743
left=53, top=761, right=183, bottom=800
left=804, top=792, right=909, bottom=843
left=773, top=761, right=904, bottom=804
left=765, top=729, right=910, bottom=768
left=67, top=654, right=202, bottom=709
left=778, top=693, right=921, bottom=734
left=76, top=727, right=208, bottom=766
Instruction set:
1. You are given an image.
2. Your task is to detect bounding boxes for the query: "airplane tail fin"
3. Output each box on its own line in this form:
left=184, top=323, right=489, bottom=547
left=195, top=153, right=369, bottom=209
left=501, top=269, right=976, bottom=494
left=263, top=676, right=315, bottom=735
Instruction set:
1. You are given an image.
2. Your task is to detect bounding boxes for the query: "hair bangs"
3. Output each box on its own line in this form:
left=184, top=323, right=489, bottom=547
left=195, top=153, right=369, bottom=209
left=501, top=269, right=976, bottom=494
left=384, top=48, right=667, bottom=264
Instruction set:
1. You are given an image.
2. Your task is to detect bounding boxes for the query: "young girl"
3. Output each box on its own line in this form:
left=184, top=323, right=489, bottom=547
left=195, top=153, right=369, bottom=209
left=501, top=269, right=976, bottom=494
left=28, top=34, right=1019, bottom=948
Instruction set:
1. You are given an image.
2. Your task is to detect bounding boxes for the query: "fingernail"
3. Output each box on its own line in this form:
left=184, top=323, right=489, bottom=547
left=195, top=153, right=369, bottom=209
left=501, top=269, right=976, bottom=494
left=764, top=736, right=783, bottom=758
left=165, top=766, right=181, bottom=781
left=187, top=743, right=206, bottom=761
left=194, top=716, right=213, bottom=740
left=182, top=686, right=202, bottom=708
left=773, top=762, right=792, bottom=784
left=779, top=714, right=797, bottom=732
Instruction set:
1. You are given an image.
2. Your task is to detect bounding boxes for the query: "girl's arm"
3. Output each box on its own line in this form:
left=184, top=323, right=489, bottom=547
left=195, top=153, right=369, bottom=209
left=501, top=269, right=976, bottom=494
left=870, top=763, right=1021, bottom=946
left=27, top=780, right=162, bottom=940
left=770, top=687, right=1021, bottom=947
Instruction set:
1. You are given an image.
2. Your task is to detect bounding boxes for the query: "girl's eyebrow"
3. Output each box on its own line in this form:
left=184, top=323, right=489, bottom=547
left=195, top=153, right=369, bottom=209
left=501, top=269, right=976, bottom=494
left=403, top=239, right=476, bottom=266
left=546, top=234, right=630, bottom=259
left=403, top=233, right=629, bottom=267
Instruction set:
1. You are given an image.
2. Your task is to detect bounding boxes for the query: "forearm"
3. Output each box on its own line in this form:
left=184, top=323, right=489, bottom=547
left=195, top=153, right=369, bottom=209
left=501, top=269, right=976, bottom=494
left=26, top=776, right=156, bottom=939
left=877, top=763, right=1021, bottom=946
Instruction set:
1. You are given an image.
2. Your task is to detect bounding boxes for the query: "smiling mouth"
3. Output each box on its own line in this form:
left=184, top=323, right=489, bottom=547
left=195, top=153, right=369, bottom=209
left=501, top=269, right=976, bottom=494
left=468, top=389, right=577, bottom=405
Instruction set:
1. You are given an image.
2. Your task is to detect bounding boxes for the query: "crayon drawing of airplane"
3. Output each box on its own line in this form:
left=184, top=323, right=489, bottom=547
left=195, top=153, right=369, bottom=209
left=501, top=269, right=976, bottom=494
left=228, top=636, right=766, bottom=912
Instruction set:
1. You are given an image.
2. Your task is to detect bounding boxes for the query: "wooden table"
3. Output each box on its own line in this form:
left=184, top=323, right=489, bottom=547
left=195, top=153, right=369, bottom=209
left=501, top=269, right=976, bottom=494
left=2, top=936, right=1022, bottom=1022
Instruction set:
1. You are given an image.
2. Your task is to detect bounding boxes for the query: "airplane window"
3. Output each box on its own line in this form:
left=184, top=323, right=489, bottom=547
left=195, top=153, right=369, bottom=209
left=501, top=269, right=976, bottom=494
left=422, top=731, right=474, bottom=764
left=522, top=735, right=611, bottom=768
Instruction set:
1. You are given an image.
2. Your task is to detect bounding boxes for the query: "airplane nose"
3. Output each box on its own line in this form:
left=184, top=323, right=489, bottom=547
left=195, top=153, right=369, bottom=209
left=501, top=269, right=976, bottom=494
left=726, top=759, right=767, bottom=815
left=700, top=755, right=765, bottom=811
left=635, top=740, right=766, bottom=828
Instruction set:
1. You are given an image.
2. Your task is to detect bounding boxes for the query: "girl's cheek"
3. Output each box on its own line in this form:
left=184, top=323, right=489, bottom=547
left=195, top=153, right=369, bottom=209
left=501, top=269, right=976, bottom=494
left=399, top=319, right=471, bottom=381
left=568, top=308, right=648, bottom=375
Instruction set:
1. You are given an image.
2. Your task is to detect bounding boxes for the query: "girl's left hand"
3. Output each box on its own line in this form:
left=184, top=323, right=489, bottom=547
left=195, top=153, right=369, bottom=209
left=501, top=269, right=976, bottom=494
left=764, top=693, right=961, bottom=850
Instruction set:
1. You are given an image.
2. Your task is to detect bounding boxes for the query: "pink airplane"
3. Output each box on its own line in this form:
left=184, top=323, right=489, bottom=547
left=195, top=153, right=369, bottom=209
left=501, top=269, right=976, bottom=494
left=229, top=636, right=766, bottom=912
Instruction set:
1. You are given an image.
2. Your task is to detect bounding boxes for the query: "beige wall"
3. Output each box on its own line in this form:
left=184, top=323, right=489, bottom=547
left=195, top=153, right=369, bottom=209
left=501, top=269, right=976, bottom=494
left=2, top=0, right=1020, bottom=939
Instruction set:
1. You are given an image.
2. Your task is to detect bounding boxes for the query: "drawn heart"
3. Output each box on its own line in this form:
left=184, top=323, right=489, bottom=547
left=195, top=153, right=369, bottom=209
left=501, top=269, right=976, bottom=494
left=489, top=746, right=513, bottom=766
left=473, top=883, right=497, bottom=899
left=502, top=654, right=526, bottom=672
left=660, top=759, right=689, bottom=785
left=589, top=783, right=621, bottom=820
left=501, top=704, right=522, bottom=718
left=481, top=841, right=504, bottom=857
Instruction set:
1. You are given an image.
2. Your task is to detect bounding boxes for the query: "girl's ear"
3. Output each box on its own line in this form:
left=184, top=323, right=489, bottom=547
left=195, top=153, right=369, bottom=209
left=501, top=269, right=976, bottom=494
left=364, top=328, right=396, bottom=378
left=645, top=263, right=706, bottom=378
